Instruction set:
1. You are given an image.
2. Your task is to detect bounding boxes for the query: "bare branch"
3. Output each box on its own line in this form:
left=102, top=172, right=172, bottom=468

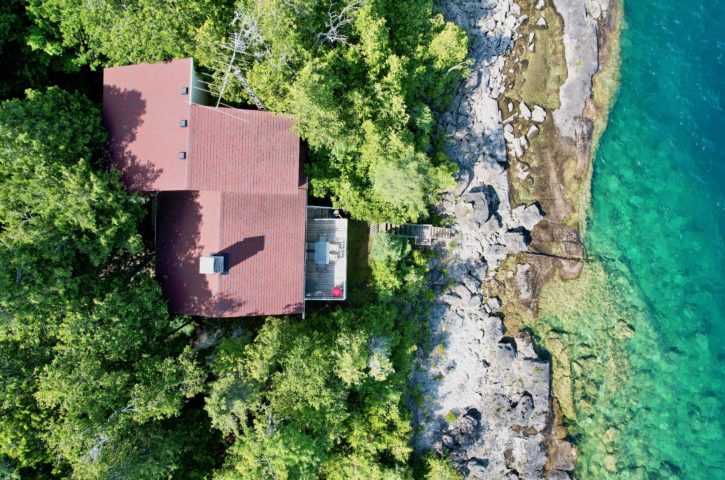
left=317, top=0, right=365, bottom=46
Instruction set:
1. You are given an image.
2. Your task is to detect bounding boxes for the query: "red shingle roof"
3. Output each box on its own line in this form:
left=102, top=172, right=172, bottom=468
left=103, top=59, right=192, bottom=191
left=188, top=106, right=303, bottom=194
left=103, top=59, right=307, bottom=318
left=155, top=189, right=306, bottom=317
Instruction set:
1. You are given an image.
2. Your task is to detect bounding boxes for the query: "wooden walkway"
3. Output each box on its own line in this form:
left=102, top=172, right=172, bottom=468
left=370, top=223, right=455, bottom=246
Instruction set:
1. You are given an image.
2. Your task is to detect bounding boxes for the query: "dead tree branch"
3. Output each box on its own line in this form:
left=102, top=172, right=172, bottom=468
left=317, top=0, right=365, bottom=46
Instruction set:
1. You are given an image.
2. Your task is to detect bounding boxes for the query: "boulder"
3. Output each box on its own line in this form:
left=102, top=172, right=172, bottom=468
left=504, top=130, right=515, bottom=142
left=447, top=408, right=482, bottom=448
left=514, top=331, right=538, bottom=358
left=504, top=230, right=528, bottom=253
left=507, top=102, right=514, bottom=113
left=519, top=102, right=532, bottom=120
left=468, top=295, right=483, bottom=308
left=512, top=203, right=544, bottom=230
left=531, top=105, right=547, bottom=123
left=535, top=0, right=545, bottom=9
left=463, top=189, right=492, bottom=224
left=454, top=284, right=472, bottom=303
left=504, top=123, right=514, bottom=133
left=466, top=458, right=490, bottom=477
left=512, top=138, right=524, bottom=158
left=487, top=296, right=502, bottom=311
left=462, top=273, right=482, bottom=291
left=527, top=125, right=540, bottom=140
left=520, top=136, right=529, bottom=149
left=536, top=16, right=548, bottom=28
left=515, top=162, right=530, bottom=180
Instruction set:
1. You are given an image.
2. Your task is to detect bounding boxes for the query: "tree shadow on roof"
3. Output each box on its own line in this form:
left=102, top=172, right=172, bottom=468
left=156, top=191, right=247, bottom=318
left=102, top=85, right=162, bottom=191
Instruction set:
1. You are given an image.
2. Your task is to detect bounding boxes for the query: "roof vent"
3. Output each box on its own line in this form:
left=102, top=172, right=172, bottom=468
left=180, top=119, right=188, bottom=127
left=180, top=87, right=189, bottom=95
left=179, top=151, right=187, bottom=159
left=199, top=255, right=226, bottom=275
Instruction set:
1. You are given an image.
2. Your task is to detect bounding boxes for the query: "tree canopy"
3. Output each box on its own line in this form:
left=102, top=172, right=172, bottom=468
left=25, top=0, right=236, bottom=68
left=0, top=88, right=216, bottom=479
left=203, top=0, right=467, bottom=222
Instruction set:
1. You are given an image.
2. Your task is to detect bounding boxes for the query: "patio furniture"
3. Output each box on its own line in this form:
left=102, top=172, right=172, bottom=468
left=314, top=239, right=330, bottom=265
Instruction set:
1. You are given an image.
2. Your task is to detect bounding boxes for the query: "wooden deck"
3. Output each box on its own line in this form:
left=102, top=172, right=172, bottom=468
left=305, top=207, right=348, bottom=300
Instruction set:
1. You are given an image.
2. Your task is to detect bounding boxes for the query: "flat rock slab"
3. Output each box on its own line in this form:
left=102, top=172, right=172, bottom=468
left=552, top=0, right=602, bottom=139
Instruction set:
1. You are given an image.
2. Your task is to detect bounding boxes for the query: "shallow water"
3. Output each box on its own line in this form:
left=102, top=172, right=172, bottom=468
left=541, top=0, right=725, bottom=478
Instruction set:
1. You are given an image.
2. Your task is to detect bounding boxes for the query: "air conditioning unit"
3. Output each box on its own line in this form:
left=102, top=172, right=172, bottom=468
left=199, top=255, right=225, bottom=274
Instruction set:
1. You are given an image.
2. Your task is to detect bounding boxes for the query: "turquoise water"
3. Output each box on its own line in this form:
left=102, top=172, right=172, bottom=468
left=583, top=0, right=725, bottom=477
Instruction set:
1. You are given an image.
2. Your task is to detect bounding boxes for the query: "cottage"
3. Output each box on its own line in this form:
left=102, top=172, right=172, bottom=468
left=103, top=58, right=347, bottom=317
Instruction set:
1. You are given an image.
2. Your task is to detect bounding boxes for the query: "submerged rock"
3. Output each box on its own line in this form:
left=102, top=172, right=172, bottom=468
left=550, top=439, right=578, bottom=471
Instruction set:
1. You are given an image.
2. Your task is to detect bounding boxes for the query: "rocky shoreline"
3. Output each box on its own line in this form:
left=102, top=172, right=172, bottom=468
left=411, top=0, right=619, bottom=478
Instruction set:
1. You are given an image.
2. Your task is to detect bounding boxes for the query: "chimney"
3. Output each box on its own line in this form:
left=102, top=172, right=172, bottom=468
left=199, top=255, right=226, bottom=274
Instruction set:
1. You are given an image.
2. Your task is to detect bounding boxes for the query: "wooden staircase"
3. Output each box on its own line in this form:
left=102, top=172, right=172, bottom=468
left=371, top=223, right=455, bottom=246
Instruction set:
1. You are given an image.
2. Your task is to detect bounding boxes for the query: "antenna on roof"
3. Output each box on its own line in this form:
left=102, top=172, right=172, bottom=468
left=203, top=11, right=268, bottom=111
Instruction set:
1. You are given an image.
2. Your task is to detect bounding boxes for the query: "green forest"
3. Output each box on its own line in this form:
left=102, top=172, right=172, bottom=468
left=0, top=1, right=467, bottom=478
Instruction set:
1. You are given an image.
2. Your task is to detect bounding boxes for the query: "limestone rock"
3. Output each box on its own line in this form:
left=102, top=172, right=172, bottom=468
left=527, top=125, right=540, bottom=140
left=515, top=264, right=534, bottom=301
left=586, top=0, right=602, bottom=19
left=536, top=0, right=546, bottom=9
left=511, top=137, right=524, bottom=158
left=531, top=105, right=547, bottom=123
left=550, top=439, right=577, bottom=471
left=519, top=102, right=532, bottom=120
left=414, top=0, right=557, bottom=476
left=537, top=16, right=548, bottom=28
left=487, top=296, right=502, bottom=311
left=515, top=161, right=531, bottom=180
left=504, top=230, right=528, bottom=253
left=514, top=331, right=538, bottom=359
left=512, top=203, right=545, bottom=231
left=552, top=0, right=601, bottom=139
